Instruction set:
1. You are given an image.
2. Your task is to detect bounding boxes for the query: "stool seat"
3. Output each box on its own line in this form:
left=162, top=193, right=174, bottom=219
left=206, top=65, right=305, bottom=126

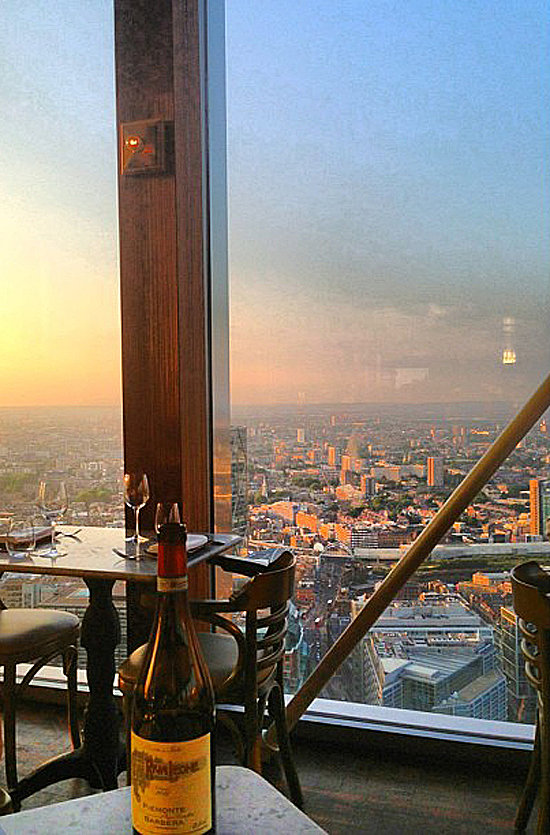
left=0, top=607, right=81, bottom=808
left=119, top=632, right=239, bottom=694
left=0, top=610, right=79, bottom=662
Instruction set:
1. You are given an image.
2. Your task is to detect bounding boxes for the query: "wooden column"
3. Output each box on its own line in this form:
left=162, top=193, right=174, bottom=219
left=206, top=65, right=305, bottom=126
left=114, top=0, right=228, bottom=599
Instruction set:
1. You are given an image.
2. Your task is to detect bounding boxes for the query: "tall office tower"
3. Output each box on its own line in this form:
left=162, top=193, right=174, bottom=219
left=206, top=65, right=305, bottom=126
left=297, top=428, right=305, bottom=443
left=230, top=426, right=248, bottom=538
left=340, top=454, right=352, bottom=486
left=529, top=478, right=550, bottom=538
left=327, top=446, right=337, bottom=467
left=427, top=456, right=444, bottom=488
left=452, top=425, right=467, bottom=448
left=499, top=606, right=537, bottom=723
left=360, top=474, right=375, bottom=497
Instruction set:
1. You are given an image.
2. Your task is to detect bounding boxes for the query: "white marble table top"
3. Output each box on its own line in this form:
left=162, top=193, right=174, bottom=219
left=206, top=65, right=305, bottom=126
left=0, top=527, right=240, bottom=582
left=0, top=766, right=326, bottom=834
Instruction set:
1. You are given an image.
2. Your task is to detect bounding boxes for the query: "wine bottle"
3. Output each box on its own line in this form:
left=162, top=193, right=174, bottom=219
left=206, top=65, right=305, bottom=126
left=131, top=522, right=216, bottom=835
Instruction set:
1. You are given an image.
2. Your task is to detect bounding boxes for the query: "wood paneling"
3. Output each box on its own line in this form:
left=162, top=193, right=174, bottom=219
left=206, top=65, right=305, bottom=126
left=115, top=0, right=217, bottom=599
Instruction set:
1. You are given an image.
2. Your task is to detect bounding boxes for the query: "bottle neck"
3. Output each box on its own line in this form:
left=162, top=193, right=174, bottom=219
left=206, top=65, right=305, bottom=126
left=157, top=541, right=188, bottom=593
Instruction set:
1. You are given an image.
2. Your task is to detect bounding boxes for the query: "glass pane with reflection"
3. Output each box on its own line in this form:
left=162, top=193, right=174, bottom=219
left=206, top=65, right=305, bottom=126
left=226, top=0, right=550, bottom=726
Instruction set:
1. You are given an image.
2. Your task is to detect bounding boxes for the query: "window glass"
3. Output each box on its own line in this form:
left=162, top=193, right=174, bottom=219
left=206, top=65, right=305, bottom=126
left=226, top=1, right=550, bottom=725
left=1, top=2, right=124, bottom=668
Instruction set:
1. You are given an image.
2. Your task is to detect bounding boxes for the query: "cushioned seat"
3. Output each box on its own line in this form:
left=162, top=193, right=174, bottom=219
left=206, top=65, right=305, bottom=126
left=119, top=631, right=239, bottom=694
left=0, top=610, right=79, bottom=661
left=0, top=607, right=81, bottom=810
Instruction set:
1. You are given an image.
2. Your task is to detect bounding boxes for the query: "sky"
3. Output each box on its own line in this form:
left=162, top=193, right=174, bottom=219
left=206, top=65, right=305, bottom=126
left=227, top=0, right=550, bottom=405
left=1, top=1, right=548, bottom=408
left=0, top=1, right=119, bottom=407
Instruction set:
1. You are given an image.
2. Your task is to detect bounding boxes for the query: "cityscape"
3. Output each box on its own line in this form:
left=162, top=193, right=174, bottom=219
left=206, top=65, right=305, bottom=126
left=2, top=401, right=550, bottom=725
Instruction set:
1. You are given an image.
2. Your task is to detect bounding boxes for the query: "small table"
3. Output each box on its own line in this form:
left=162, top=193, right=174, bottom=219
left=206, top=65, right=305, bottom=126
left=0, top=527, right=241, bottom=806
left=0, top=766, right=327, bottom=834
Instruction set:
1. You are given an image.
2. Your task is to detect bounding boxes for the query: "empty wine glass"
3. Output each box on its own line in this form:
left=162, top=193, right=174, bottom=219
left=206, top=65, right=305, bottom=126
left=123, top=472, right=150, bottom=544
left=154, top=502, right=181, bottom=534
left=37, top=480, right=68, bottom=557
left=7, top=516, right=36, bottom=559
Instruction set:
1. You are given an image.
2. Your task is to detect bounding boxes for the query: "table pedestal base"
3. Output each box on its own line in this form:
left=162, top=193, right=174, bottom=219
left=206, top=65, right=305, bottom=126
left=11, top=579, right=125, bottom=808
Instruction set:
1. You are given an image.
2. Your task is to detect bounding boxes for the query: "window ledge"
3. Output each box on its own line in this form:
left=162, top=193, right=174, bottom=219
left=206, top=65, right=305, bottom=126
left=13, top=669, right=535, bottom=753
left=300, top=698, right=535, bottom=750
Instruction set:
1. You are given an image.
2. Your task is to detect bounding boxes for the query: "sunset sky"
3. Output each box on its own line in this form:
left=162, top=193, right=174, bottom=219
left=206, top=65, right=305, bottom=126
left=1, top=1, right=119, bottom=407
left=1, top=1, right=548, bottom=408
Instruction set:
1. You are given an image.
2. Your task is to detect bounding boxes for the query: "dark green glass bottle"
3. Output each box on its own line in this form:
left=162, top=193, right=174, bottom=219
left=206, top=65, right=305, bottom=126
left=131, top=522, right=215, bottom=835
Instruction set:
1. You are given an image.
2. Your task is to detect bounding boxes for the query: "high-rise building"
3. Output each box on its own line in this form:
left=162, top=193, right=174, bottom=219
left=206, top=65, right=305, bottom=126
left=529, top=478, right=550, bottom=538
left=431, top=670, right=507, bottom=721
left=231, top=425, right=248, bottom=538
left=327, top=446, right=337, bottom=467
left=360, top=474, right=376, bottom=497
left=427, top=456, right=444, bottom=488
left=296, top=428, right=305, bottom=443
left=498, top=606, right=537, bottom=723
left=379, top=644, right=505, bottom=719
left=341, top=454, right=351, bottom=473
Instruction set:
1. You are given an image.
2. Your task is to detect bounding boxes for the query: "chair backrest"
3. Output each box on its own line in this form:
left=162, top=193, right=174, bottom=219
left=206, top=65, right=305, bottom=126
left=192, top=549, right=296, bottom=694
left=511, top=561, right=550, bottom=698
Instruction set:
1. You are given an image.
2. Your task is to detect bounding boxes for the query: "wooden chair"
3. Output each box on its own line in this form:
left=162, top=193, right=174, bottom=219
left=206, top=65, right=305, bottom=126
left=118, top=548, right=303, bottom=808
left=0, top=604, right=81, bottom=810
left=511, top=560, right=550, bottom=833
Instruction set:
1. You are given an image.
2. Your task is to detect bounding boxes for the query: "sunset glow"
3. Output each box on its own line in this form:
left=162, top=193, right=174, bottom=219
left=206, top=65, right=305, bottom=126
left=2, top=0, right=548, bottom=409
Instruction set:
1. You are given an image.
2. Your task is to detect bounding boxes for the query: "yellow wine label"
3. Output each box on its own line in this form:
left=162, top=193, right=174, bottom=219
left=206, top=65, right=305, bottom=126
left=157, top=576, right=188, bottom=592
left=131, top=731, right=212, bottom=835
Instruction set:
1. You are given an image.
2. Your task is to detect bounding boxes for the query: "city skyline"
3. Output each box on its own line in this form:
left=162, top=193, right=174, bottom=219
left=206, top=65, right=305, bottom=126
left=1, top=1, right=548, bottom=408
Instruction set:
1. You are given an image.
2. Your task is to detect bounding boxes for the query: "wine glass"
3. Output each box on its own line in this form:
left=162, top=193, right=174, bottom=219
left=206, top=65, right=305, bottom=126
left=7, top=516, right=36, bottom=559
left=154, top=502, right=181, bottom=534
left=36, top=480, right=68, bottom=557
left=123, top=472, right=150, bottom=544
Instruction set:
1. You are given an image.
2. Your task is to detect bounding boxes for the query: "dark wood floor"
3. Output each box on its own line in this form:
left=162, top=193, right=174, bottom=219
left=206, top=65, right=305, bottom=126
left=5, top=702, right=536, bottom=833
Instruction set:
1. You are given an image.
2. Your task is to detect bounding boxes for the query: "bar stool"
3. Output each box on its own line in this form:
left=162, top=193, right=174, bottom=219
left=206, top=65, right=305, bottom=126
left=118, top=548, right=303, bottom=808
left=0, top=607, right=81, bottom=810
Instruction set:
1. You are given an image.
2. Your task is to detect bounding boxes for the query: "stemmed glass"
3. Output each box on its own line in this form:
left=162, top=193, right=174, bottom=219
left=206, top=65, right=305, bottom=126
left=154, top=502, right=181, bottom=534
left=36, top=480, right=68, bottom=558
left=123, top=472, right=150, bottom=544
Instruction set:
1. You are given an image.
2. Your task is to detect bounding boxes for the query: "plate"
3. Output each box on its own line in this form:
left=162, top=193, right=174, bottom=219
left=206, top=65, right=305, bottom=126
left=144, top=534, right=208, bottom=557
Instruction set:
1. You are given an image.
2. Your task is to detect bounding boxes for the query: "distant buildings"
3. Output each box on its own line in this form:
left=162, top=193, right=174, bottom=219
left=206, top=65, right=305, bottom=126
left=427, top=456, right=444, bottom=488
left=371, top=599, right=493, bottom=643
left=380, top=644, right=506, bottom=720
left=360, top=474, right=376, bottom=497
left=230, top=426, right=248, bottom=538
left=529, top=478, right=550, bottom=539
left=498, top=606, right=537, bottom=723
